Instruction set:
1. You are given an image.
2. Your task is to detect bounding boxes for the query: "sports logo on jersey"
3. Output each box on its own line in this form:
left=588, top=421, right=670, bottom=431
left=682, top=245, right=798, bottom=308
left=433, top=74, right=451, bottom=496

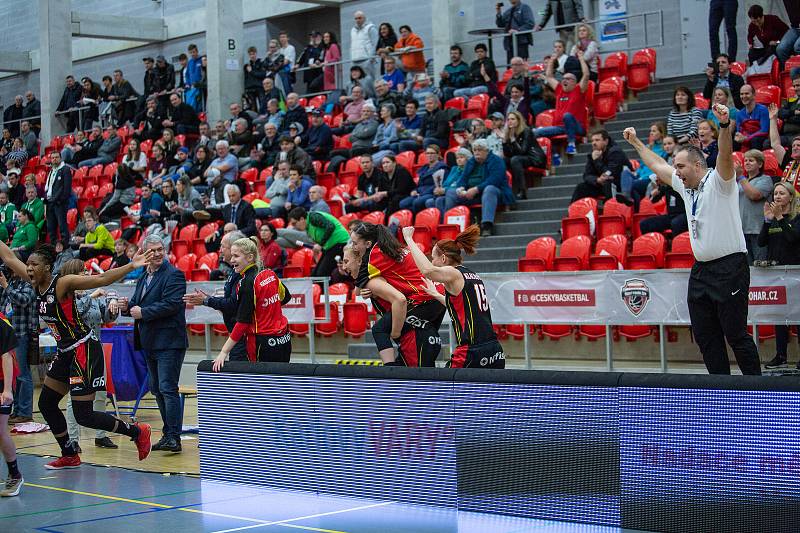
left=69, top=376, right=84, bottom=385
left=47, top=295, right=55, bottom=304
left=92, top=376, right=106, bottom=388
left=621, top=279, right=650, bottom=316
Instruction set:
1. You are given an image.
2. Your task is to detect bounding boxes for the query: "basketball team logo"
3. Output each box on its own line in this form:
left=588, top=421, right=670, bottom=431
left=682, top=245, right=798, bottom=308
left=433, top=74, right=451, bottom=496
left=620, top=279, right=650, bottom=316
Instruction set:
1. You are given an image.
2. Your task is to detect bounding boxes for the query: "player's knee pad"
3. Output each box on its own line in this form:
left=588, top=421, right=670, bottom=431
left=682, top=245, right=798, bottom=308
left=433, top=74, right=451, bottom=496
left=38, top=386, right=67, bottom=432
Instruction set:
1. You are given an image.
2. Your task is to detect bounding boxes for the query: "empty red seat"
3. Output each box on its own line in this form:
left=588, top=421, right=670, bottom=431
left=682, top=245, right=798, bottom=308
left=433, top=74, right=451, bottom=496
left=552, top=235, right=591, bottom=271
left=664, top=231, right=694, bottom=268
left=628, top=232, right=667, bottom=269
left=589, top=234, right=628, bottom=270
left=755, top=85, right=781, bottom=107
left=439, top=205, right=470, bottom=240
left=561, top=197, right=598, bottom=240
left=362, top=211, right=385, bottom=225
left=342, top=302, right=369, bottom=338
left=314, top=302, right=339, bottom=337
left=597, top=198, right=632, bottom=239
left=518, top=236, right=557, bottom=271
left=175, top=253, right=197, bottom=275
left=290, top=248, right=314, bottom=277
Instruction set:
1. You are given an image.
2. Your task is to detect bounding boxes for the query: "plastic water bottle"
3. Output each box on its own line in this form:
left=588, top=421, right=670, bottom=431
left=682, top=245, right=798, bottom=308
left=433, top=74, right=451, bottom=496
left=552, top=153, right=561, bottom=167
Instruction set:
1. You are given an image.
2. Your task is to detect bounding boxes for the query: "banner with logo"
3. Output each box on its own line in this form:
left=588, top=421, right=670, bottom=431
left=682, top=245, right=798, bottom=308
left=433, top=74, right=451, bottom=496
left=599, top=0, right=628, bottom=43
left=107, top=278, right=314, bottom=325
left=482, top=269, right=800, bottom=325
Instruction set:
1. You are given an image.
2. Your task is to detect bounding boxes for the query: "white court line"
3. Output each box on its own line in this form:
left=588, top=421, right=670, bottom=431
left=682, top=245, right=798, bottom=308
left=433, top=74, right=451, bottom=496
left=211, top=501, right=395, bottom=533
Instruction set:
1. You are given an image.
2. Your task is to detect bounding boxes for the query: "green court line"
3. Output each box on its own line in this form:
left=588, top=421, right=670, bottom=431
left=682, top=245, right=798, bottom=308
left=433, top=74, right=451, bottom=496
left=0, top=488, right=201, bottom=520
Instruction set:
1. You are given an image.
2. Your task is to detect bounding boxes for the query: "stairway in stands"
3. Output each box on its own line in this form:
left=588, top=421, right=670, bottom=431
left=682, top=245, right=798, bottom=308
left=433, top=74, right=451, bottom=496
left=465, top=73, right=708, bottom=273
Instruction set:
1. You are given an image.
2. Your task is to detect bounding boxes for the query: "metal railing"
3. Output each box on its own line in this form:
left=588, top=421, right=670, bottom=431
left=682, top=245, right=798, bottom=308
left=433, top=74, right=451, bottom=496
left=293, top=47, right=432, bottom=100
left=456, top=10, right=665, bottom=70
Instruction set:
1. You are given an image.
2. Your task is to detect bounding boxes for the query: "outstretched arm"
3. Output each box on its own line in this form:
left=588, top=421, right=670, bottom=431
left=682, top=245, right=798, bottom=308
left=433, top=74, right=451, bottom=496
left=710, top=103, right=733, bottom=180
left=622, top=128, right=674, bottom=186
left=59, top=248, right=153, bottom=295
left=0, top=240, right=30, bottom=281
left=401, top=227, right=463, bottom=294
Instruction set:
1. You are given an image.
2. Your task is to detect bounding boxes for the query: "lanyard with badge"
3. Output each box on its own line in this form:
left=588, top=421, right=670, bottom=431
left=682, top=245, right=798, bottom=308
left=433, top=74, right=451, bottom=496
left=688, top=171, right=711, bottom=239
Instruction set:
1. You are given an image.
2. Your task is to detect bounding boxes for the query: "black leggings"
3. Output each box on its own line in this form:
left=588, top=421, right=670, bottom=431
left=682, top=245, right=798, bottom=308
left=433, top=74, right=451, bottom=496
left=38, top=384, right=137, bottom=438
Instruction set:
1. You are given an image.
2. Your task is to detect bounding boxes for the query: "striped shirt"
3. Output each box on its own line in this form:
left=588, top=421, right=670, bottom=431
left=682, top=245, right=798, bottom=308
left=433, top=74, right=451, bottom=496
left=666, top=108, right=705, bottom=138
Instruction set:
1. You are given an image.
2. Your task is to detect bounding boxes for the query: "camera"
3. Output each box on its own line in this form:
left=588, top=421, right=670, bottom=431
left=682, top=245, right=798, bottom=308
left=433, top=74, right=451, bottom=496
left=497, top=2, right=504, bottom=7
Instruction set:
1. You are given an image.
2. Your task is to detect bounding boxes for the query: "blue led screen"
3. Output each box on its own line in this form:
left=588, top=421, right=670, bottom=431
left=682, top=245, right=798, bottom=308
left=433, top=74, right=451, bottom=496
left=197, top=364, right=800, bottom=532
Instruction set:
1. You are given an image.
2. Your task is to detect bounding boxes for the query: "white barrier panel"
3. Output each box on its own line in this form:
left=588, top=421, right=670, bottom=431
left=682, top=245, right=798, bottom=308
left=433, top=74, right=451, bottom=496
left=107, top=278, right=314, bottom=325
left=482, top=268, right=800, bottom=325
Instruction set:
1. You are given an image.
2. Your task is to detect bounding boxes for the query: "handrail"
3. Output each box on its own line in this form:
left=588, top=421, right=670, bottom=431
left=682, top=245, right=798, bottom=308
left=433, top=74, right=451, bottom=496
left=456, top=10, right=664, bottom=69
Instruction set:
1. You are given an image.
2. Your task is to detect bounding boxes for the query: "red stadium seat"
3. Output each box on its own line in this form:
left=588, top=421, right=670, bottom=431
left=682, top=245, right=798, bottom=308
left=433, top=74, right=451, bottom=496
left=597, top=198, right=632, bottom=239
left=175, top=254, right=197, bottom=275
left=439, top=206, right=470, bottom=240
left=290, top=248, right=314, bottom=277
left=444, top=98, right=466, bottom=112
left=618, top=325, right=654, bottom=341
left=665, top=231, right=695, bottom=268
left=628, top=232, right=667, bottom=269
left=314, top=302, right=339, bottom=337
left=552, top=235, right=591, bottom=271
left=414, top=207, right=440, bottom=239
left=593, top=91, right=618, bottom=122
left=730, top=61, right=746, bottom=76
left=395, top=151, right=416, bottom=173
left=362, top=210, right=385, bottom=225
left=342, top=302, right=369, bottom=338
left=172, top=224, right=198, bottom=258
left=694, top=93, right=710, bottom=111
left=599, top=52, right=628, bottom=81
left=518, top=236, right=557, bottom=272
left=755, top=85, right=781, bottom=107
left=283, top=266, right=305, bottom=278
left=746, top=71, right=774, bottom=91
left=338, top=213, right=360, bottom=228
left=539, top=324, right=573, bottom=340
left=627, top=56, right=652, bottom=93
left=67, top=208, right=78, bottom=232
left=561, top=197, right=598, bottom=240
left=589, top=234, right=628, bottom=270
left=387, top=209, right=413, bottom=232
left=309, top=95, right=327, bottom=109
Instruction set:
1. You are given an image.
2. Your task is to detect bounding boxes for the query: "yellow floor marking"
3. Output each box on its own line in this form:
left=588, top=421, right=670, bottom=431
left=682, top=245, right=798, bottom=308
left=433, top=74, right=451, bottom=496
left=26, top=482, right=348, bottom=533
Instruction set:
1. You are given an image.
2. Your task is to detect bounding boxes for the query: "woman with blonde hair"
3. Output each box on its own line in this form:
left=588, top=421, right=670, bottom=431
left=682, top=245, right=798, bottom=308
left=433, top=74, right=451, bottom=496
left=570, top=23, right=599, bottom=81
left=212, top=236, right=292, bottom=370
left=709, top=87, right=738, bottom=127
left=502, top=110, right=546, bottom=200
left=760, top=181, right=800, bottom=369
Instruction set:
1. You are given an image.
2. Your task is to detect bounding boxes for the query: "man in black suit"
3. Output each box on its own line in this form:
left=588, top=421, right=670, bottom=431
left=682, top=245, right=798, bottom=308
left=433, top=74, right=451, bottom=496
left=222, top=184, right=257, bottom=236
left=163, top=93, right=200, bottom=135
left=182, top=230, right=249, bottom=361
left=702, top=54, right=745, bottom=108
left=43, top=151, right=72, bottom=246
left=122, top=235, right=188, bottom=453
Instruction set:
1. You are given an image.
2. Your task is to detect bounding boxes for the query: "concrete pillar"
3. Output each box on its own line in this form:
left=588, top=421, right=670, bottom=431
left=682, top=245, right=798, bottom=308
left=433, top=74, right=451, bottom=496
left=206, top=0, right=244, bottom=124
left=431, top=0, right=457, bottom=82
left=39, top=0, right=72, bottom=144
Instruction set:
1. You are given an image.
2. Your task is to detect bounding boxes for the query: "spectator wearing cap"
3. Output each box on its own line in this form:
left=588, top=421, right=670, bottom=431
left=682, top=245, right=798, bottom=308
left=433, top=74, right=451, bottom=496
left=404, top=73, right=436, bottom=110
left=288, top=122, right=304, bottom=145
left=281, top=93, right=308, bottom=136
left=277, top=136, right=315, bottom=177
left=165, top=147, right=194, bottom=183
left=295, top=31, right=325, bottom=93
left=162, top=92, right=200, bottom=135
left=444, top=139, right=515, bottom=236
left=303, top=110, right=333, bottom=161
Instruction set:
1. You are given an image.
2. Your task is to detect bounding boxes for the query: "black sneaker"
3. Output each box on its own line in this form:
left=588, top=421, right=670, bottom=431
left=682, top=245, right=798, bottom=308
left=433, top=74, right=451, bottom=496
left=95, top=437, right=118, bottom=449
left=151, top=436, right=169, bottom=451
left=160, top=437, right=182, bottom=453
left=764, top=356, right=788, bottom=369
left=480, top=222, right=493, bottom=237
left=615, top=193, right=634, bottom=207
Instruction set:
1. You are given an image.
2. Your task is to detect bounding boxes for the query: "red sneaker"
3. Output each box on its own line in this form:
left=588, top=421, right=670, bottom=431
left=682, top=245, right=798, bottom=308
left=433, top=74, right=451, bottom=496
left=134, top=422, right=152, bottom=461
left=44, top=455, right=81, bottom=470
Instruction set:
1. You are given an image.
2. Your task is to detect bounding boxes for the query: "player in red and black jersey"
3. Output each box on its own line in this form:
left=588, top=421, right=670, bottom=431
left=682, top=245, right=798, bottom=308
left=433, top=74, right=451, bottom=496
left=348, top=222, right=445, bottom=366
left=213, top=237, right=292, bottom=370
left=402, top=224, right=505, bottom=368
left=0, top=241, right=154, bottom=470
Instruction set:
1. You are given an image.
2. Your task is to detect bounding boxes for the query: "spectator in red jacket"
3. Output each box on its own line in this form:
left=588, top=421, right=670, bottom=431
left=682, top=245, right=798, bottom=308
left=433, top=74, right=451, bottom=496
left=746, top=4, right=788, bottom=67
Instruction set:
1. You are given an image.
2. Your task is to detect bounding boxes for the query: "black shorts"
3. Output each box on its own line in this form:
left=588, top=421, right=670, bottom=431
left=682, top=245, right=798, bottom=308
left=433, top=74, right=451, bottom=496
left=47, top=339, right=106, bottom=396
left=371, top=300, right=446, bottom=367
left=0, top=403, right=10, bottom=416
left=255, top=331, right=292, bottom=363
left=449, top=339, right=506, bottom=369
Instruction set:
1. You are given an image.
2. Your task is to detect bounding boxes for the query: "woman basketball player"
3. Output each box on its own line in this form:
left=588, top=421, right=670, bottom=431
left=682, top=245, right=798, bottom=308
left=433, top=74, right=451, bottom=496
left=0, top=242, right=154, bottom=469
left=402, top=225, right=505, bottom=368
left=348, top=222, right=446, bottom=366
left=213, top=237, right=292, bottom=371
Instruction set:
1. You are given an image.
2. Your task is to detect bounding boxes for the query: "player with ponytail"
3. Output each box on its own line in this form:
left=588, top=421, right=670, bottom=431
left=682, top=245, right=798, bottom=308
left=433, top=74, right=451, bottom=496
left=213, top=237, right=292, bottom=370
left=402, top=224, right=506, bottom=368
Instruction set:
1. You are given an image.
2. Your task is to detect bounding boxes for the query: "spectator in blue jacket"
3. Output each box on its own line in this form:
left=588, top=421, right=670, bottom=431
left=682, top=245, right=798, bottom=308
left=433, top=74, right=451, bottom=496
left=135, top=183, right=164, bottom=228
left=444, top=140, right=514, bottom=236
left=400, top=145, right=447, bottom=213
left=735, top=84, right=770, bottom=150
left=303, top=110, right=333, bottom=160
left=284, top=165, right=313, bottom=212
left=430, top=148, right=471, bottom=213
